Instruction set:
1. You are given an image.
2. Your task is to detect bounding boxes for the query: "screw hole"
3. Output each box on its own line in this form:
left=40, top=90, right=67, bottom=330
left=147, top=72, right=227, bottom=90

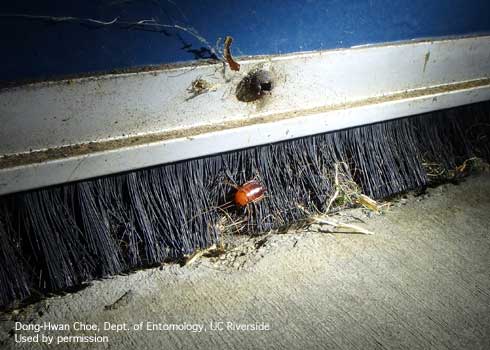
left=236, top=69, right=274, bottom=102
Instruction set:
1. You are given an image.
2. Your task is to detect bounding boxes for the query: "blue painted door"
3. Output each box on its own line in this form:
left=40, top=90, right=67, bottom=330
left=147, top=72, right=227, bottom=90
left=1, top=0, right=489, bottom=82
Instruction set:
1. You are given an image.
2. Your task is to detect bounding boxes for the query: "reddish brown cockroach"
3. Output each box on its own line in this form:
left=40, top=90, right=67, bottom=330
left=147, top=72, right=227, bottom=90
left=234, top=179, right=266, bottom=207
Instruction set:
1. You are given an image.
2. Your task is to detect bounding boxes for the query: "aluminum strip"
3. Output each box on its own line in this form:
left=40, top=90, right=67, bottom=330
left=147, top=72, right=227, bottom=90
left=1, top=35, right=489, bottom=194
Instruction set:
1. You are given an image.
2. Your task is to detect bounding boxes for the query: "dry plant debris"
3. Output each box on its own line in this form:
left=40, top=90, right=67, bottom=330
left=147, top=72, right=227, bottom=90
left=326, top=163, right=359, bottom=211
left=308, top=216, right=374, bottom=235
left=184, top=244, right=227, bottom=266
left=455, top=157, right=490, bottom=174
left=423, top=157, right=490, bottom=183
left=355, top=194, right=388, bottom=212
left=298, top=205, right=374, bottom=235
left=326, top=163, right=385, bottom=213
left=186, top=78, right=219, bottom=100
left=181, top=236, right=273, bottom=271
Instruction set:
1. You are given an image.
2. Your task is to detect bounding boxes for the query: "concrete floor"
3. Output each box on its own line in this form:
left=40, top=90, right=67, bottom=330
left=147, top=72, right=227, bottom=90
left=1, top=174, right=489, bottom=350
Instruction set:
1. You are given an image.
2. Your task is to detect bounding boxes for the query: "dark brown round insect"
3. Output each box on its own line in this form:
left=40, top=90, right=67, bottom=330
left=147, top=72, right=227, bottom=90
left=234, top=180, right=266, bottom=207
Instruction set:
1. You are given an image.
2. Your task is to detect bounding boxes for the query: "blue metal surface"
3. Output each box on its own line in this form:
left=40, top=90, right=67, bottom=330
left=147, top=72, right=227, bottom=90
left=1, top=0, right=490, bottom=82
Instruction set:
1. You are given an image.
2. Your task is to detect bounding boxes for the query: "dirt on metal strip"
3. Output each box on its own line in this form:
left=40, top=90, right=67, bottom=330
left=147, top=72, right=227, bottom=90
left=1, top=78, right=489, bottom=170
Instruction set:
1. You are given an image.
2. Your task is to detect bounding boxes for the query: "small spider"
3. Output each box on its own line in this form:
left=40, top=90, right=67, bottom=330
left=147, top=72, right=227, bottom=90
left=186, top=78, right=220, bottom=101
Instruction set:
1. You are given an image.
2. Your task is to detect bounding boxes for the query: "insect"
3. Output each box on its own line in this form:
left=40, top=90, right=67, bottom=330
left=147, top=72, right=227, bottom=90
left=223, top=36, right=240, bottom=72
left=185, top=78, right=219, bottom=100
left=233, top=180, right=267, bottom=207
